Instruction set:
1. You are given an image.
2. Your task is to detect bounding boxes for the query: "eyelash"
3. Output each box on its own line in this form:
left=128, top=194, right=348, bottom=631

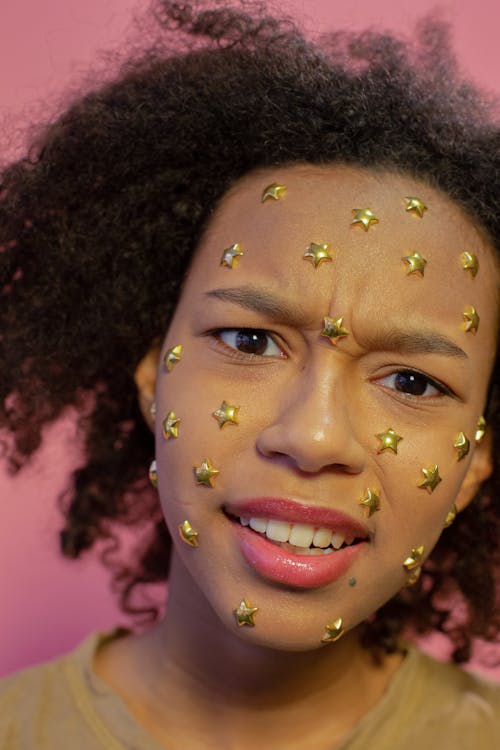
left=375, top=369, right=454, bottom=399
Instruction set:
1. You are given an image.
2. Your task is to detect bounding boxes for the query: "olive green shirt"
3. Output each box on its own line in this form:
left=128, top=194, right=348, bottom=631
left=1, top=629, right=499, bottom=749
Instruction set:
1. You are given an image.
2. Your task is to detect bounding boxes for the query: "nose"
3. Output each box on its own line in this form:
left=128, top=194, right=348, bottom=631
left=256, top=356, right=366, bottom=474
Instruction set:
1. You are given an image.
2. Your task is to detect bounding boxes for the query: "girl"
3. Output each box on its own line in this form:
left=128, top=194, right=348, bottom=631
left=1, top=1, right=499, bottom=747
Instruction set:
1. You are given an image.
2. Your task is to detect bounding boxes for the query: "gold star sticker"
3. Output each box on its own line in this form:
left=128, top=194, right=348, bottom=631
left=453, top=432, right=470, bottom=461
left=351, top=208, right=379, bottom=231
left=444, top=504, right=457, bottom=528
left=406, top=567, right=422, bottom=586
left=212, top=400, right=240, bottom=428
left=462, top=305, right=479, bottom=334
left=404, top=196, right=428, bottom=218
left=321, top=316, right=350, bottom=344
left=162, top=411, right=180, bottom=439
left=403, top=545, right=425, bottom=571
left=418, top=465, right=442, bottom=494
left=234, top=598, right=258, bottom=627
left=359, top=488, right=381, bottom=517
left=194, top=458, right=220, bottom=487
left=321, top=617, right=344, bottom=643
left=148, top=459, right=158, bottom=488
left=475, top=416, right=486, bottom=444
left=220, top=242, right=244, bottom=269
left=402, top=251, right=427, bottom=276
left=178, top=520, right=199, bottom=547
left=164, top=344, right=182, bottom=372
left=461, top=252, right=479, bottom=278
left=303, top=242, right=333, bottom=268
left=261, top=183, right=287, bottom=202
left=375, top=427, right=403, bottom=454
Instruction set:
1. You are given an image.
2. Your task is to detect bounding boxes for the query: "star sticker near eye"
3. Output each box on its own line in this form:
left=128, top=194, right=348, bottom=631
left=194, top=458, right=220, bottom=487
left=418, top=465, right=442, bottom=494
left=453, top=432, right=470, bottom=461
left=359, top=488, right=381, bottom=517
left=461, top=252, right=479, bottom=278
left=261, top=183, right=287, bottom=202
left=178, top=520, right=199, bottom=547
left=351, top=208, right=379, bottom=231
left=321, top=617, right=344, bottom=644
left=321, top=316, right=350, bottom=344
left=462, top=305, right=479, bottom=334
left=212, top=401, right=240, bottom=428
left=303, top=242, right=333, bottom=268
left=402, top=251, right=427, bottom=276
left=475, top=416, right=486, bottom=444
left=220, top=243, right=244, bottom=269
left=404, top=196, right=428, bottom=218
left=162, top=411, right=180, bottom=439
left=375, top=428, right=403, bottom=454
left=164, top=344, right=182, bottom=372
left=234, top=598, right=258, bottom=627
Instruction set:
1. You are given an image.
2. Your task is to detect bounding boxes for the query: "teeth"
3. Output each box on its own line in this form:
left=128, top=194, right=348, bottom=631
left=312, top=527, right=332, bottom=548
left=289, top=523, right=315, bottom=548
left=266, top=519, right=291, bottom=543
left=249, top=517, right=268, bottom=533
left=240, top=517, right=250, bottom=526
left=244, top=517, right=351, bottom=550
left=344, top=535, right=354, bottom=546
left=331, top=532, right=345, bottom=550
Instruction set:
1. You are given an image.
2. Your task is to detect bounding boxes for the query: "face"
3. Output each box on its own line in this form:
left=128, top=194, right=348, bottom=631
left=152, top=164, right=498, bottom=651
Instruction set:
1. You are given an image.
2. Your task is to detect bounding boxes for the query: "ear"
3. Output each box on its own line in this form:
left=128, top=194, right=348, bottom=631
left=455, top=432, right=493, bottom=512
left=134, top=343, right=161, bottom=431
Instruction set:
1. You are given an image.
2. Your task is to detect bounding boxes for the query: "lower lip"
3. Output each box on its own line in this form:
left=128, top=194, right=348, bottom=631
left=234, top=524, right=365, bottom=589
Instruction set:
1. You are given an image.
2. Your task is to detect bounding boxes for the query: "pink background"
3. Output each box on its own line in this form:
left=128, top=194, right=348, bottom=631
left=1, top=0, right=499, bottom=678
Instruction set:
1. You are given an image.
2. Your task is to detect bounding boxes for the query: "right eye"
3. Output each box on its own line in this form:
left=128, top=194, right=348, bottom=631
left=215, top=328, right=285, bottom=358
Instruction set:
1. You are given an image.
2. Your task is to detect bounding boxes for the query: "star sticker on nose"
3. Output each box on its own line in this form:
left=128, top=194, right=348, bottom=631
left=359, top=488, right=381, bottom=517
left=164, top=344, right=182, bottom=372
left=220, top=243, right=244, bottom=269
left=402, top=251, right=427, bottom=276
left=321, top=316, right=350, bottom=344
left=178, top=520, right=199, bottom=547
left=418, top=465, right=442, bottom=494
left=375, top=427, right=403, bottom=454
left=403, top=545, right=425, bottom=571
left=321, top=617, right=344, bottom=643
left=162, top=411, right=180, bottom=439
left=453, top=432, right=470, bottom=461
left=351, top=208, right=379, bottom=231
left=212, top=401, right=240, bottom=428
left=461, top=252, right=479, bottom=278
left=462, top=305, right=479, bottom=334
left=234, top=598, right=258, bottom=627
left=404, top=196, right=428, bottom=218
left=261, top=183, right=287, bottom=202
left=303, top=242, right=333, bottom=268
left=194, top=458, right=220, bottom=487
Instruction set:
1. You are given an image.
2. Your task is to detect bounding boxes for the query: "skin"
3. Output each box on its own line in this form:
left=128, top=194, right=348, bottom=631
left=94, top=164, right=497, bottom=749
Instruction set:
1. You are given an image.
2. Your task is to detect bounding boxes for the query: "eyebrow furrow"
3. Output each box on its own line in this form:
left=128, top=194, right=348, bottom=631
left=205, top=286, right=303, bottom=325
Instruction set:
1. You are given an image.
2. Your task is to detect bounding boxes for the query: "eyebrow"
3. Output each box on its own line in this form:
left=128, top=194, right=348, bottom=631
left=204, top=286, right=468, bottom=359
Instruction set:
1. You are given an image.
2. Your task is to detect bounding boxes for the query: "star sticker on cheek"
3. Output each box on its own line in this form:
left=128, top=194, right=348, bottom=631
left=178, top=520, right=199, bottom=547
left=402, top=251, right=427, bottom=276
left=212, top=401, right=240, bottom=428
left=164, top=344, right=182, bottom=372
left=220, top=243, right=244, bottom=269
left=475, top=416, right=486, bottom=444
left=417, top=465, right=442, bottom=494
left=359, top=488, right=381, bottom=517
left=403, top=546, right=424, bottom=584
left=375, top=427, right=403, bottom=454
left=261, top=183, right=287, bottom=202
left=453, top=432, right=470, bottom=461
left=234, top=598, right=258, bottom=627
left=321, top=617, right=344, bottom=643
left=404, top=196, right=428, bottom=218
left=462, top=305, right=480, bottom=334
left=461, top=252, right=479, bottom=278
left=162, top=411, right=180, bottom=439
left=321, top=316, right=350, bottom=344
left=303, top=242, right=333, bottom=268
left=351, top=208, right=379, bottom=231
left=194, top=458, right=220, bottom=487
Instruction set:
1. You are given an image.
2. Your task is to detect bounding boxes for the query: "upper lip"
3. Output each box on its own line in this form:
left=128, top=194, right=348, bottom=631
left=223, top=497, right=370, bottom=538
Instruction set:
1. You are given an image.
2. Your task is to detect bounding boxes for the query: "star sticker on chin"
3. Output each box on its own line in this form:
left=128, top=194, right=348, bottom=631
left=261, top=183, right=287, bottom=202
left=404, top=196, right=427, bottom=218
left=375, top=427, right=403, bottom=454
left=402, top=251, right=427, bottom=276
left=321, top=617, right=344, bottom=643
left=417, top=465, right=442, bottom=494
left=194, top=458, right=220, bottom=487
left=359, top=488, right=381, bottom=517
left=351, top=208, right=379, bottom=231
left=303, top=242, right=333, bottom=268
left=234, top=598, right=258, bottom=627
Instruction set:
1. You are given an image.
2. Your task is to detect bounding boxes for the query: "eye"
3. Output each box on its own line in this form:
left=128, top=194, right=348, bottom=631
left=216, top=328, right=284, bottom=357
left=378, top=370, right=451, bottom=397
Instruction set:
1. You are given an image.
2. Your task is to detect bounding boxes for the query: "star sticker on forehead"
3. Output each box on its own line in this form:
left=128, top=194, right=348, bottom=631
left=303, top=242, right=333, bottom=268
left=359, top=488, right=381, bottom=517
left=234, top=598, right=258, bottom=627
left=375, top=428, right=403, bottom=454
left=220, top=243, right=244, bottom=269
left=164, top=344, right=182, bottom=372
left=178, top=520, right=199, bottom=547
left=462, top=305, right=479, bottom=334
left=461, top=252, right=479, bottom=278
left=351, top=208, right=379, bottom=231
left=162, top=411, right=180, bottom=439
left=321, top=617, right=344, bottom=644
left=404, top=196, right=428, bottom=218
left=403, top=545, right=425, bottom=571
left=418, top=465, right=442, bottom=494
left=402, top=251, right=427, bottom=276
left=194, top=458, right=220, bottom=488
left=321, top=316, right=350, bottom=344
left=261, top=183, right=287, bottom=202
left=212, top=401, right=240, bottom=428
left=453, top=432, right=470, bottom=461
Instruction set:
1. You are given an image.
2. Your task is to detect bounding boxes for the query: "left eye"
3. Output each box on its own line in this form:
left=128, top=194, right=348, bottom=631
left=378, top=370, right=449, bottom=397
left=217, top=328, right=284, bottom=357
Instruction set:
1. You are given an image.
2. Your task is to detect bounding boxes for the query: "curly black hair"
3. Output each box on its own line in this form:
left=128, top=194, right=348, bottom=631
left=1, top=0, right=499, bottom=662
